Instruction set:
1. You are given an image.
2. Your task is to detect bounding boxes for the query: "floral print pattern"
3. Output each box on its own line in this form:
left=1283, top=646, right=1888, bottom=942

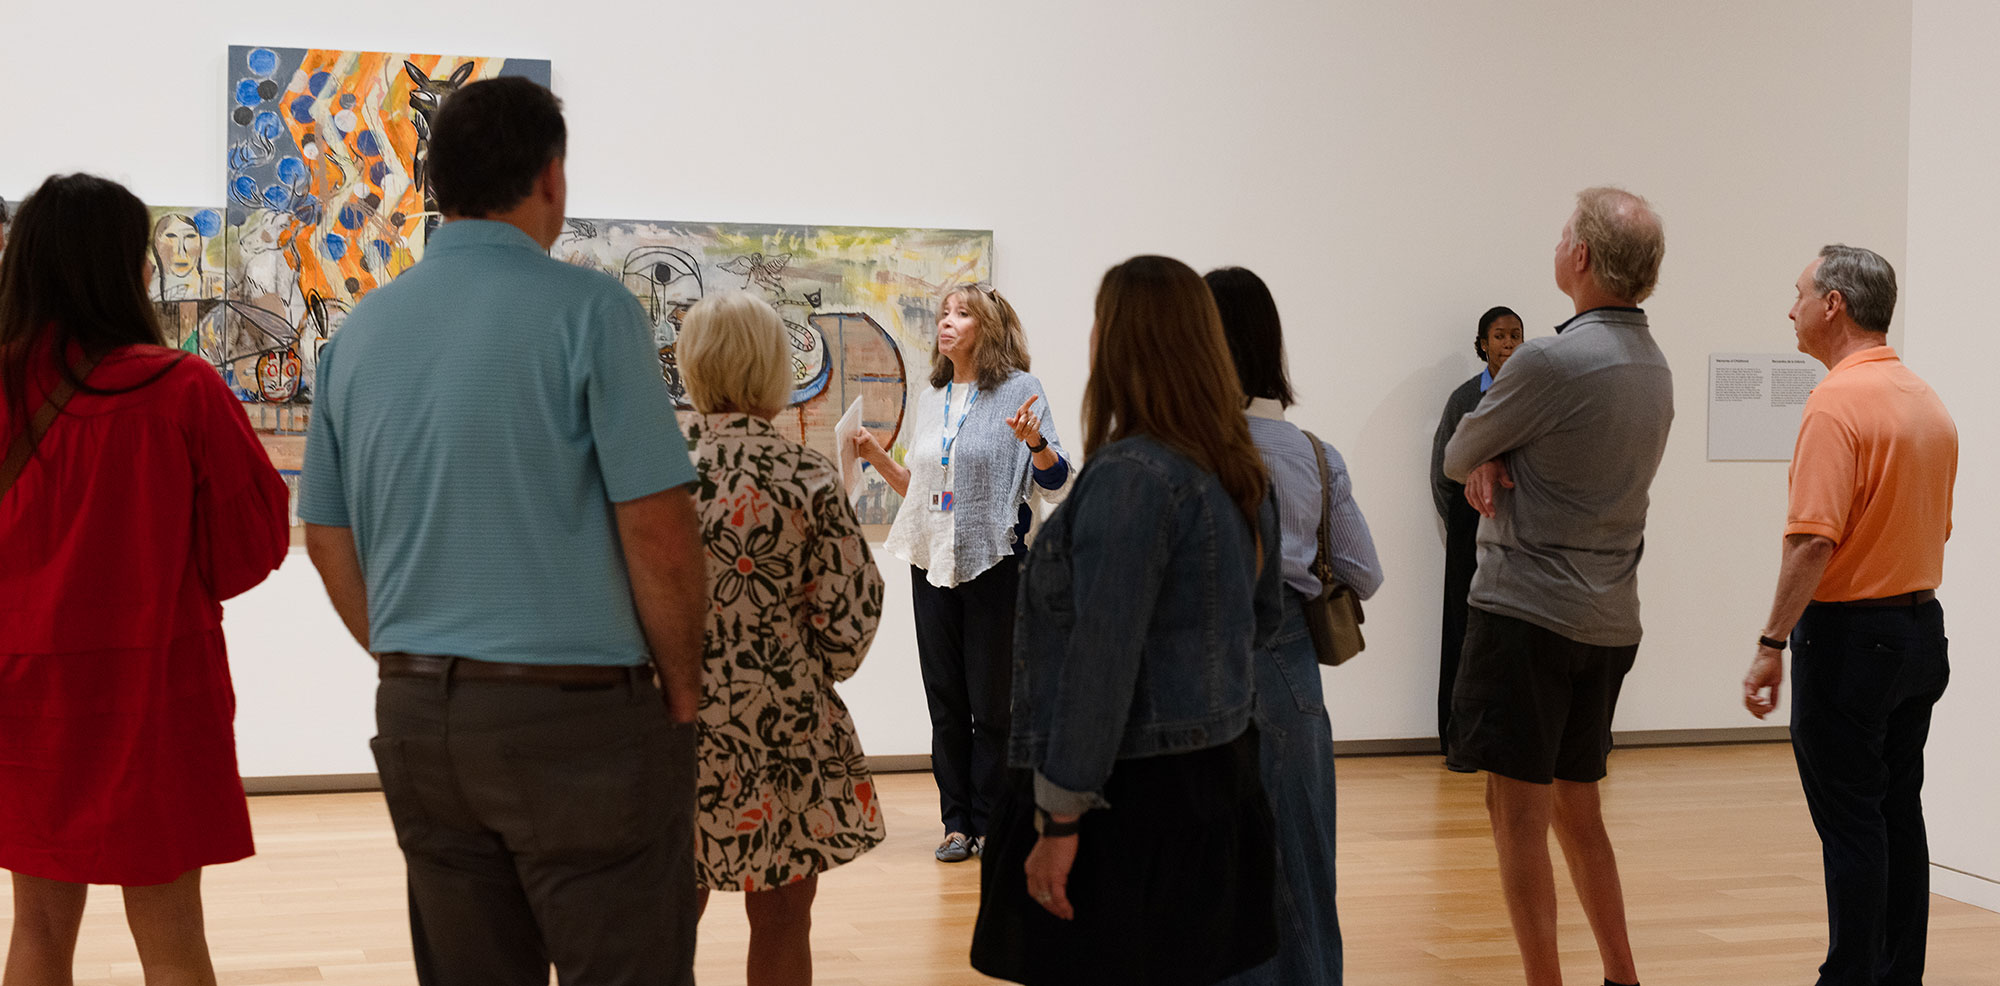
left=687, top=413, right=887, bottom=891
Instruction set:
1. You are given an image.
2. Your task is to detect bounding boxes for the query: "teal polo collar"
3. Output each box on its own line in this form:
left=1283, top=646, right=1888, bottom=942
left=423, top=218, right=547, bottom=256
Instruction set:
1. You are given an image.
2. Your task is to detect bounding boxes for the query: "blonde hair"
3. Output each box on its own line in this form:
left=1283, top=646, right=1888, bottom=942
left=929, top=284, right=1032, bottom=390
left=1082, top=256, right=1268, bottom=530
left=1570, top=186, right=1665, bottom=304
left=679, top=291, right=791, bottom=414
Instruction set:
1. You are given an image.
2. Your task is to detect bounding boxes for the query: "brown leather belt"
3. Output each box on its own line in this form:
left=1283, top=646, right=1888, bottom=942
left=376, top=652, right=643, bottom=686
left=1821, top=589, right=1937, bottom=609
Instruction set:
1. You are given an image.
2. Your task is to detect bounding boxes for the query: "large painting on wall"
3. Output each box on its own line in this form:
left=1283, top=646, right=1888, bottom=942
left=552, top=220, right=993, bottom=525
left=222, top=44, right=551, bottom=423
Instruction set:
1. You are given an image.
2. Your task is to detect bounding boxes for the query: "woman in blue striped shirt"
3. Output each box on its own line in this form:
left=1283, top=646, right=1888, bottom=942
left=1205, top=266, right=1384, bottom=986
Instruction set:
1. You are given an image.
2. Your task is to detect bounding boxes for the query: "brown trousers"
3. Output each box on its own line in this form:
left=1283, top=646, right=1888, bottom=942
left=372, top=672, right=697, bottom=986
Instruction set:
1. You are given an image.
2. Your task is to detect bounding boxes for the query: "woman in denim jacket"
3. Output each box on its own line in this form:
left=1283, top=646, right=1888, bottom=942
left=1208, top=267, right=1385, bottom=986
left=970, top=256, right=1284, bottom=986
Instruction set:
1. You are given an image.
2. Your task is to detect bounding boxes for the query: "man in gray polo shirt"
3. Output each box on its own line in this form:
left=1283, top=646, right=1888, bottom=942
left=1441, top=187, right=1673, bottom=986
left=301, top=78, right=706, bottom=986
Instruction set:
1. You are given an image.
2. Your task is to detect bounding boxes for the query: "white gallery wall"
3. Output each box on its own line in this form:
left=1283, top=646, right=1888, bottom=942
left=1906, top=0, right=2000, bottom=913
left=0, top=1, right=1921, bottom=772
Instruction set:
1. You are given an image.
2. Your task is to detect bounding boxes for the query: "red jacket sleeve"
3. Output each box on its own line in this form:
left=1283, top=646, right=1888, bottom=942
left=185, top=364, right=290, bottom=601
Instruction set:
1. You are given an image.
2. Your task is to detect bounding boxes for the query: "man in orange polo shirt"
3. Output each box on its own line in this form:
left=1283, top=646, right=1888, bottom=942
left=1743, top=244, right=1956, bottom=986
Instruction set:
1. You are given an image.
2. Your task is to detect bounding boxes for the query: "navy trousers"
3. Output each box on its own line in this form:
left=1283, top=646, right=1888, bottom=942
left=1790, top=599, right=1949, bottom=986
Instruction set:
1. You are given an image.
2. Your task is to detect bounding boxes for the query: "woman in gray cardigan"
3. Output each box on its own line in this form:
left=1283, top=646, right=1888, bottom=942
left=851, top=285, right=1072, bottom=862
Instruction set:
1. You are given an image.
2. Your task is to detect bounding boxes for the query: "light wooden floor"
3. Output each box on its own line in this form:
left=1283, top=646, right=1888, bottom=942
left=6, top=744, right=1996, bottom=985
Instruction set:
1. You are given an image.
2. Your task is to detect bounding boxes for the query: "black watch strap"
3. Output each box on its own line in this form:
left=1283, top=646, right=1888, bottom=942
left=1758, top=633, right=1788, bottom=651
left=1027, top=437, right=1049, bottom=454
left=1035, top=808, right=1082, bottom=837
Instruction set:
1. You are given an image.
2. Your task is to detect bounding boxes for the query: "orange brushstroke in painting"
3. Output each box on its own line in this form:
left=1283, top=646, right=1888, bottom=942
left=274, top=51, right=491, bottom=317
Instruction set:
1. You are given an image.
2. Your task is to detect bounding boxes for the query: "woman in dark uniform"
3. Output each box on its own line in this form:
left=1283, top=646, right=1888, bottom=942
left=1430, top=305, right=1522, bottom=762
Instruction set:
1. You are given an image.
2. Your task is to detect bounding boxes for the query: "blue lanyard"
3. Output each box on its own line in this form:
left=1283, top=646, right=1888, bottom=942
left=940, top=382, right=979, bottom=467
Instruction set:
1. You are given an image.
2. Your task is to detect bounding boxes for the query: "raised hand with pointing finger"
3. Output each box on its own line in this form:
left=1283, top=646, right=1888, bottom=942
left=1006, top=395, right=1060, bottom=470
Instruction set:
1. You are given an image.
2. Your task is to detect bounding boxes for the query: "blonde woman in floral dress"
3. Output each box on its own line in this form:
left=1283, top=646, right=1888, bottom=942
left=679, top=290, right=887, bottom=986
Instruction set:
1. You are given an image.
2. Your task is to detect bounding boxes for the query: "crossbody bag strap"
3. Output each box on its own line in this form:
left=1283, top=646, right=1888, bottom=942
left=0, top=352, right=103, bottom=500
left=1300, top=429, right=1337, bottom=587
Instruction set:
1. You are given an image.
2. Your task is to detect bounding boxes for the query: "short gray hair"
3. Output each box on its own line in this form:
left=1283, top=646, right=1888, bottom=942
left=1812, top=244, right=1897, bottom=333
left=1570, top=186, right=1665, bottom=303
left=679, top=291, right=792, bottom=414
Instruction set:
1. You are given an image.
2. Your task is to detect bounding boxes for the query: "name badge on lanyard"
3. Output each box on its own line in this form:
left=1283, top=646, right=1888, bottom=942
left=930, top=382, right=978, bottom=512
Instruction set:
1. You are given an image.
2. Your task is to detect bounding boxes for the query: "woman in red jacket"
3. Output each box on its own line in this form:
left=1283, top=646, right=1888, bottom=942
left=0, top=174, right=289, bottom=985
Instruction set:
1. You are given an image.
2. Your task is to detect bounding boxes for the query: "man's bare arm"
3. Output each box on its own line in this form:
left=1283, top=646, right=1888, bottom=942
left=1744, top=533, right=1836, bottom=718
left=615, top=485, right=708, bottom=723
left=305, top=523, right=372, bottom=653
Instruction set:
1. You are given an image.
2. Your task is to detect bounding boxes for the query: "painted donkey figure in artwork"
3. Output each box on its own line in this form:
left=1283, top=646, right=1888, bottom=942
left=403, top=60, right=478, bottom=235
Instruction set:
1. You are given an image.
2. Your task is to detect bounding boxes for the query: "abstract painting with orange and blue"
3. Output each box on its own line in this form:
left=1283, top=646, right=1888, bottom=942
left=222, top=44, right=549, bottom=410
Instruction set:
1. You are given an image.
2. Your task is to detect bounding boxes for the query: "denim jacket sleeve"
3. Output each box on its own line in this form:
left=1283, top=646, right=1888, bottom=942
left=1032, top=457, right=1178, bottom=815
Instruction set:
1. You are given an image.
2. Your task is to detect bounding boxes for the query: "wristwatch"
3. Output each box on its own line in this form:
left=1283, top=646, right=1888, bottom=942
left=1034, top=808, right=1082, bottom=838
left=1758, top=633, right=1787, bottom=651
left=1027, top=437, right=1049, bottom=454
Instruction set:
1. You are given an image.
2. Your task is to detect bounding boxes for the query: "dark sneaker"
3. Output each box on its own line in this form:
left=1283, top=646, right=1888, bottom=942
left=935, top=832, right=975, bottom=863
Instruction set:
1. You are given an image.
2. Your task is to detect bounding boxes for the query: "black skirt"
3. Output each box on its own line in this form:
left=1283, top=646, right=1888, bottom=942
left=969, top=727, right=1277, bottom=986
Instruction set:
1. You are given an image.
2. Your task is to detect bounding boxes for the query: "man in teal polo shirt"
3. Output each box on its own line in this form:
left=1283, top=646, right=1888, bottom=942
left=301, top=77, right=706, bottom=986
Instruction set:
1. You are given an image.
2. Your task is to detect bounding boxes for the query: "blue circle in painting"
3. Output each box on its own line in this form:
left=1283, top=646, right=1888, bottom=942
left=373, top=239, right=394, bottom=262
left=323, top=233, right=349, bottom=260
left=337, top=204, right=366, bottom=231
left=289, top=94, right=315, bottom=126
left=246, top=48, right=279, bottom=78
left=308, top=70, right=331, bottom=96
left=193, top=210, right=224, bottom=238
left=276, top=157, right=307, bottom=185
left=251, top=111, right=283, bottom=140
left=292, top=200, right=321, bottom=225
left=262, top=184, right=291, bottom=210
left=235, top=78, right=263, bottom=107
left=368, top=161, right=389, bottom=186
left=355, top=130, right=380, bottom=158
left=232, top=176, right=258, bottom=203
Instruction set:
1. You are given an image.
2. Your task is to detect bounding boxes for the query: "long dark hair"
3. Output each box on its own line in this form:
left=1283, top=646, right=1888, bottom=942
left=1083, top=256, right=1268, bottom=531
left=0, top=174, right=171, bottom=452
left=1204, top=266, right=1296, bottom=408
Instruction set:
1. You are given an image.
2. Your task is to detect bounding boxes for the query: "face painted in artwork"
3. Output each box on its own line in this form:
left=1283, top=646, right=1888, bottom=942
left=256, top=349, right=303, bottom=402
left=152, top=214, right=205, bottom=298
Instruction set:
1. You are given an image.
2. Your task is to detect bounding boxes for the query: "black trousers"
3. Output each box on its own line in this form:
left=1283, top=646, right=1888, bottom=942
left=1790, top=599, right=1949, bottom=986
left=1439, top=498, right=1481, bottom=755
left=910, top=558, right=1019, bottom=837
left=372, top=672, right=698, bottom=986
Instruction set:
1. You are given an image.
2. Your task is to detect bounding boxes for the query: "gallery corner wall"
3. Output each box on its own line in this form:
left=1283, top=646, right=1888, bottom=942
left=1906, top=0, right=2000, bottom=913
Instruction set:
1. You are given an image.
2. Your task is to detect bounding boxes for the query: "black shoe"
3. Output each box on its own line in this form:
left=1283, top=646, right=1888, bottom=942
left=935, top=832, right=974, bottom=863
